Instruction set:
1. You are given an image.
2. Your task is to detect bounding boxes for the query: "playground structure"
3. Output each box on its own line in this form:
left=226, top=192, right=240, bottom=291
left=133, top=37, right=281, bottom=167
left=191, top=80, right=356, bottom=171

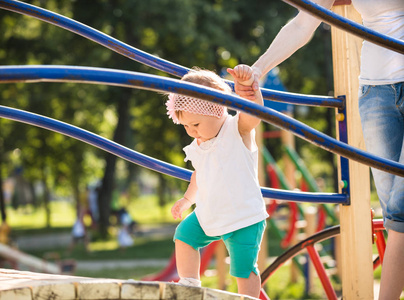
left=0, top=0, right=403, bottom=299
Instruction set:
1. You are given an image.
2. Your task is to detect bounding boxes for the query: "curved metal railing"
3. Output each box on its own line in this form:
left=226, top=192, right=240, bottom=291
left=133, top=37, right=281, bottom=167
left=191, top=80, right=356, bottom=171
left=1, top=65, right=403, bottom=180
left=0, top=104, right=347, bottom=204
left=0, top=0, right=343, bottom=108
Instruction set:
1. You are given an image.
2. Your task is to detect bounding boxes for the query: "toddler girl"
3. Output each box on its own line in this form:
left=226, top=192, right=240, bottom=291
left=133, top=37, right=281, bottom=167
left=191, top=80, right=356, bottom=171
left=166, top=65, right=268, bottom=298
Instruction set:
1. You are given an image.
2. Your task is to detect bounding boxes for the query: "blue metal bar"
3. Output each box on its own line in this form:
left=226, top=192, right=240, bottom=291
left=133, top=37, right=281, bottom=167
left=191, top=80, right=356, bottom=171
left=0, top=0, right=186, bottom=77
left=337, top=97, right=350, bottom=205
left=0, top=65, right=403, bottom=179
left=0, top=105, right=192, bottom=182
left=0, top=105, right=347, bottom=204
left=0, top=0, right=343, bottom=108
left=283, top=0, right=404, bottom=55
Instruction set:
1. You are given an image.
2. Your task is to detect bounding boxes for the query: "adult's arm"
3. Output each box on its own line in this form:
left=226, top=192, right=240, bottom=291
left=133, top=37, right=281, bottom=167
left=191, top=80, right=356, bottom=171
left=237, top=0, right=335, bottom=97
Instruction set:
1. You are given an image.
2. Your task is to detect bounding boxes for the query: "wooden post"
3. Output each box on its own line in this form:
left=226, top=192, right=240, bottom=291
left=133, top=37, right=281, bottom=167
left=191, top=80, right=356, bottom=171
left=331, top=4, right=373, bottom=300
left=256, top=123, right=268, bottom=277
left=334, top=207, right=343, bottom=280
left=280, top=116, right=296, bottom=192
left=304, top=206, right=317, bottom=294
left=281, top=117, right=298, bottom=282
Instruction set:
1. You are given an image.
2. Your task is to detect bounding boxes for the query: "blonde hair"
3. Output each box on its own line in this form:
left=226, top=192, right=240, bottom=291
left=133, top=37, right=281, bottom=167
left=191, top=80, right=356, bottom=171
left=181, top=67, right=232, bottom=93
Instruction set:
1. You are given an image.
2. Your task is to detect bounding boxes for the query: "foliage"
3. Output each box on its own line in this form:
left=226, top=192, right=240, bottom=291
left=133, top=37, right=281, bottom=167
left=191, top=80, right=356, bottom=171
left=0, top=0, right=336, bottom=235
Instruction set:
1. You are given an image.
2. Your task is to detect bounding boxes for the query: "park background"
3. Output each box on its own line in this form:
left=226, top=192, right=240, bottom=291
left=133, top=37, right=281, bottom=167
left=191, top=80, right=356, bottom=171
left=0, top=1, right=382, bottom=299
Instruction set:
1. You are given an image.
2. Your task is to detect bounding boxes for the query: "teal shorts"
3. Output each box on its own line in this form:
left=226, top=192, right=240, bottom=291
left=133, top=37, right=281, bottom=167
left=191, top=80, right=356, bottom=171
left=173, top=211, right=266, bottom=279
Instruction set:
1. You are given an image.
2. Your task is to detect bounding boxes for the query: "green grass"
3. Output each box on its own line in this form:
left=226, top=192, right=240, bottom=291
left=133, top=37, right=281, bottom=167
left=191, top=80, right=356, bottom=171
left=5, top=195, right=178, bottom=261
left=7, top=194, right=179, bottom=231
left=128, top=194, right=180, bottom=224
left=25, top=235, right=174, bottom=261
left=7, top=201, right=76, bottom=232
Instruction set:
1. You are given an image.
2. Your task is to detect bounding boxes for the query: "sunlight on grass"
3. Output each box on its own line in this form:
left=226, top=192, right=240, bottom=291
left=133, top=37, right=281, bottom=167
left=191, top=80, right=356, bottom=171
left=89, top=238, right=119, bottom=252
left=7, top=201, right=76, bottom=229
left=6, top=194, right=176, bottom=232
left=128, top=194, right=186, bottom=224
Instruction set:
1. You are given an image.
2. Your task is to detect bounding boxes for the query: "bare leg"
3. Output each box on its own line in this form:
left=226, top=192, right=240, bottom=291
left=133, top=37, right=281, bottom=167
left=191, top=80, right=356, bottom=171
left=236, top=272, right=261, bottom=298
left=379, top=230, right=404, bottom=300
left=175, top=239, right=200, bottom=280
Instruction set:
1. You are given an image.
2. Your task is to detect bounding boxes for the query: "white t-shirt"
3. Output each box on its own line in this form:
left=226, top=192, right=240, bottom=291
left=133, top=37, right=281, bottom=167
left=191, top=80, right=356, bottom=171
left=72, top=219, right=85, bottom=238
left=183, top=113, right=268, bottom=236
left=118, top=227, right=134, bottom=247
left=351, top=0, right=404, bottom=85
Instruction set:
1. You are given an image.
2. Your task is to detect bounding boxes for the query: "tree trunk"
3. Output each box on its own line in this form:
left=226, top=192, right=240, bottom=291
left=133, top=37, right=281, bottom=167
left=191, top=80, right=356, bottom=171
left=98, top=95, right=130, bottom=238
left=157, top=174, right=167, bottom=218
left=41, top=167, right=51, bottom=229
left=0, top=152, right=6, bottom=223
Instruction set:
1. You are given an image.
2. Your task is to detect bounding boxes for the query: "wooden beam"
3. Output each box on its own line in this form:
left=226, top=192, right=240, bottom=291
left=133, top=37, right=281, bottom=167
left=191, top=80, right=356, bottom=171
left=331, top=4, right=373, bottom=300
left=257, top=123, right=269, bottom=276
left=0, top=268, right=258, bottom=300
left=0, top=243, right=60, bottom=274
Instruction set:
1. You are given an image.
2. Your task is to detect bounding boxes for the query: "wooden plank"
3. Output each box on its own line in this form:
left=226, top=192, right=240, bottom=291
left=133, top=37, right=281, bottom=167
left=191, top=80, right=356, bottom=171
left=0, top=269, right=260, bottom=300
left=31, top=282, right=76, bottom=300
left=0, top=279, right=31, bottom=290
left=0, top=244, right=60, bottom=274
left=203, top=288, right=256, bottom=300
left=121, top=280, right=160, bottom=299
left=331, top=4, right=373, bottom=300
left=0, top=287, right=32, bottom=300
left=76, top=280, right=121, bottom=299
left=161, top=282, right=203, bottom=300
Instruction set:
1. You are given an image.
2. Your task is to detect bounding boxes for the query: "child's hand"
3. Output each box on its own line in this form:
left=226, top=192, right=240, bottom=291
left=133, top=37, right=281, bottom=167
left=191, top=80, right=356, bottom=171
left=171, top=197, right=193, bottom=220
left=234, top=66, right=261, bottom=100
left=227, top=64, right=254, bottom=87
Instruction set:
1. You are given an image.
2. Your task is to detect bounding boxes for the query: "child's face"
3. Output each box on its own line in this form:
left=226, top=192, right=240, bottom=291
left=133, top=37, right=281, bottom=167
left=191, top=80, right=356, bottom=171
left=178, top=111, right=226, bottom=144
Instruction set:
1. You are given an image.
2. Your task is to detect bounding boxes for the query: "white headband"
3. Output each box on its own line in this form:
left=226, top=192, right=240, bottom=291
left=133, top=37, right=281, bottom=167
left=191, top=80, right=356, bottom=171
left=166, top=93, right=226, bottom=124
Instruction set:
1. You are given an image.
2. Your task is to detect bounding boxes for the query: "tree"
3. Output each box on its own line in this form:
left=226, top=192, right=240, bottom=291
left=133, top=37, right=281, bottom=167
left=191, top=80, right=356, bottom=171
left=0, top=0, right=335, bottom=237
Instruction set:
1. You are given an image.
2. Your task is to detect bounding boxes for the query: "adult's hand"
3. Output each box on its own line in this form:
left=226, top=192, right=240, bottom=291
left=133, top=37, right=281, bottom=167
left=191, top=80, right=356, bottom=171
left=233, top=67, right=261, bottom=100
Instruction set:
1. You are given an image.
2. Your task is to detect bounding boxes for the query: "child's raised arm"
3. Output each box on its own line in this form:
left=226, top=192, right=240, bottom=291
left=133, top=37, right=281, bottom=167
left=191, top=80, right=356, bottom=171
left=227, top=65, right=264, bottom=134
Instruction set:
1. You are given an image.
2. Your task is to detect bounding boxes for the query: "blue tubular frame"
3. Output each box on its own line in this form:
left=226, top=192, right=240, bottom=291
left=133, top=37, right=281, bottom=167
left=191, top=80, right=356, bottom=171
left=0, top=105, right=347, bottom=204
left=1, top=65, right=404, bottom=178
left=283, top=0, right=404, bottom=55
left=0, top=106, right=191, bottom=181
left=0, top=0, right=343, bottom=108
